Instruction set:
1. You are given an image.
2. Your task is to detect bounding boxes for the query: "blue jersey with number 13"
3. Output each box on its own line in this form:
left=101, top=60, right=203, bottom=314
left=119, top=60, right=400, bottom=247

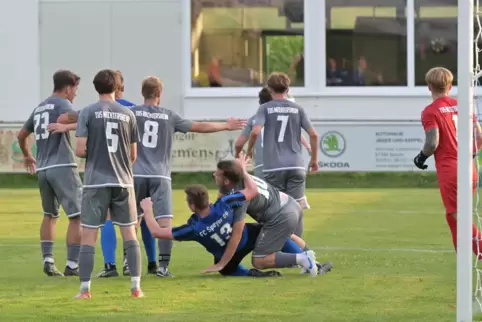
left=171, top=193, right=248, bottom=259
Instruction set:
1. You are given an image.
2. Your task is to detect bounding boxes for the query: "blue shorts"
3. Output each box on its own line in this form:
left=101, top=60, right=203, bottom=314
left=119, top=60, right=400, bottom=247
left=216, top=223, right=261, bottom=276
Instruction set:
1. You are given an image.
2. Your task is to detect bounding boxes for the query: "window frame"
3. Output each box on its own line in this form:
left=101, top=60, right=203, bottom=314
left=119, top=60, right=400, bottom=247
left=183, top=0, right=481, bottom=98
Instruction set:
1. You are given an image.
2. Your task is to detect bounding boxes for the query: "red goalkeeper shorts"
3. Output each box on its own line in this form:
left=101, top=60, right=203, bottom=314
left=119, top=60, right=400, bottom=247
left=439, top=178, right=476, bottom=214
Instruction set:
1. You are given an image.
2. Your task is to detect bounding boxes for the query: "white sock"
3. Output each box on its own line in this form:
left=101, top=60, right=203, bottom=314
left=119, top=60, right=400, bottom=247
left=80, top=281, right=91, bottom=292
left=67, top=260, right=78, bottom=269
left=131, top=276, right=140, bottom=290
left=295, top=253, right=309, bottom=268
left=43, top=257, right=54, bottom=264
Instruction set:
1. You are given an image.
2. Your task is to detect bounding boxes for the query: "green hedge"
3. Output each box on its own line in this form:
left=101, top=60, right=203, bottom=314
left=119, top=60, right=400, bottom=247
left=0, top=172, right=440, bottom=189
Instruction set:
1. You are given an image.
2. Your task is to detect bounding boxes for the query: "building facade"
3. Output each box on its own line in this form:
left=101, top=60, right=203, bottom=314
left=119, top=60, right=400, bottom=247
left=0, top=0, right=474, bottom=122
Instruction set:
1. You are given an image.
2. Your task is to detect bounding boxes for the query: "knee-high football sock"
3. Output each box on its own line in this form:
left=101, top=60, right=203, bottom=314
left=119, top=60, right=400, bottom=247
left=79, top=245, right=95, bottom=292
left=140, top=220, right=157, bottom=263
left=281, top=239, right=304, bottom=254
left=41, top=240, right=54, bottom=263
left=124, top=240, right=141, bottom=290
left=445, top=213, right=482, bottom=259
left=101, top=220, right=117, bottom=266
left=158, top=239, right=173, bottom=268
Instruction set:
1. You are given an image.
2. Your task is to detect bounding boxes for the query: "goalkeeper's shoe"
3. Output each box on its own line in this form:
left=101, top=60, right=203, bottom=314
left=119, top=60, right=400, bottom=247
left=73, top=291, right=91, bottom=300
left=123, top=264, right=130, bottom=276
left=247, top=269, right=282, bottom=277
left=156, top=267, right=174, bottom=278
left=64, top=265, right=79, bottom=276
left=44, top=262, right=64, bottom=277
left=301, top=261, right=333, bottom=275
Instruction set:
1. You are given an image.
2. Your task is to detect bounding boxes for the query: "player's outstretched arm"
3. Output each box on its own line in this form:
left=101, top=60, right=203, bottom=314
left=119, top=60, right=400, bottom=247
left=247, top=124, right=262, bottom=159
left=234, top=117, right=253, bottom=158
left=140, top=198, right=174, bottom=240
left=190, top=118, right=247, bottom=133
left=57, top=111, right=79, bottom=124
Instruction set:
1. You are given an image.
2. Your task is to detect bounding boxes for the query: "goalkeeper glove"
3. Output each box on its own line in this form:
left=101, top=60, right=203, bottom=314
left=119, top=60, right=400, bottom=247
left=413, top=151, right=429, bottom=170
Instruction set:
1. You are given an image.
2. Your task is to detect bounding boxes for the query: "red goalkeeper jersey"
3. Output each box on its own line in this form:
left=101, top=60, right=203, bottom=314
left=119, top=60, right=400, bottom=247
left=421, top=96, right=476, bottom=179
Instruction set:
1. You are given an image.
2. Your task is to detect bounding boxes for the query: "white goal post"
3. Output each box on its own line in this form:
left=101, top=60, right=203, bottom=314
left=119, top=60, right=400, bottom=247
left=458, top=1, right=477, bottom=321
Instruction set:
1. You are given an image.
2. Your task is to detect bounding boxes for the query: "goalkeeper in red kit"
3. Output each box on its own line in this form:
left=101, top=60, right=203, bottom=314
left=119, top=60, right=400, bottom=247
left=413, top=67, right=482, bottom=257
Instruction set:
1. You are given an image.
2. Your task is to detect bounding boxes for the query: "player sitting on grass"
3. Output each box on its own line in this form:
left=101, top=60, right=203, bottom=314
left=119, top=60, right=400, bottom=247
left=413, top=67, right=482, bottom=257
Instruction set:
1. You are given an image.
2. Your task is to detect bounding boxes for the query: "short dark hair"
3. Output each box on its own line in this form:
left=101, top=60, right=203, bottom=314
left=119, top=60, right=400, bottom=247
left=53, top=70, right=80, bottom=92
left=266, top=72, right=291, bottom=94
left=217, top=160, right=244, bottom=184
left=184, top=184, right=210, bottom=209
left=93, top=69, right=118, bottom=95
left=141, top=76, right=163, bottom=99
left=258, top=87, right=272, bottom=104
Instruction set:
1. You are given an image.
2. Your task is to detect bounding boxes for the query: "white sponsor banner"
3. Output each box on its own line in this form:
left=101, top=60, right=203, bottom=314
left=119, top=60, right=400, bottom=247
left=311, top=123, right=436, bottom=172
left=0, top=123, right=437, bottom=173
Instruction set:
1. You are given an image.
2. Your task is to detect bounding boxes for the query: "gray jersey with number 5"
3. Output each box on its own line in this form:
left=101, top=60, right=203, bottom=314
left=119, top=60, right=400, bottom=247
left=254, top=99, right=312, bottom=172
left=241, top=115, right=263, bottom=171
left=22, top=96, right=77, bottom=172
left=76, top=100, right=139, bottom=188
left=130, top=105, right=193, bottom=178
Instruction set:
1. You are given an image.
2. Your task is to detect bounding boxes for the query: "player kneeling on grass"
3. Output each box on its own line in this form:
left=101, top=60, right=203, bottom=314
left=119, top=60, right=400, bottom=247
left=211, top=158, right=332, bottom=276
left=414, top=66, right=482, bottom=257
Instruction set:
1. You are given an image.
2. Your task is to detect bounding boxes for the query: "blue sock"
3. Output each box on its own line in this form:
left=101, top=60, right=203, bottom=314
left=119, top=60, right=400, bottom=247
left=281, top=239, right=304, bottom=254
left=228, top=264, right=250, bottom=276
left=101, top=220, right=117, bottom=265
left=140, top=219, right=157, bottom=263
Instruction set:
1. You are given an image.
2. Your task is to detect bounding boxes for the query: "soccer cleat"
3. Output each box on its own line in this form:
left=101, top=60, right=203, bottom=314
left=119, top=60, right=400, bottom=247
left=44, top=262, right=64, bottom=277
left=64, top=266, right=79, bottom=276
left=147, top=262, right=158, bottom=275
left=247, top=268, right=282, bottom=277
left=131, top=289, right=144, bottom=298
left=123, top=265, right=130, bottom=276
left=301, top=261, right=333, bottom=275
left=156, top=267, right=174, bottom=278
left=304, top=250, right=318, bottom=277
left=97, top=267, right=119, bottom=278
left=73, top=291, right=91, bottom=299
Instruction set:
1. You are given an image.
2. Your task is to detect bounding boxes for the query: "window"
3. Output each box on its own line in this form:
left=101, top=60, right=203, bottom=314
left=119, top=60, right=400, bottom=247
left=190, top=0, right=305, bottom=88
left=414, top=1, right=457, bottom=85
left=325, top=0, right=407, bottom=86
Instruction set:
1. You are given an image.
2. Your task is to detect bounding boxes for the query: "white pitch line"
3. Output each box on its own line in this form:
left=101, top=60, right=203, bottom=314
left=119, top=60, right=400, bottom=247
left=0, top=243, right=454, bottom=253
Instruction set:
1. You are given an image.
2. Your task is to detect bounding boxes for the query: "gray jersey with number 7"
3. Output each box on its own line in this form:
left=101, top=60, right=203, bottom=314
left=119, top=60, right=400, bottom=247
left=254, top=99, right=313, bottom=172
left=76, top=100, right=139, bottom=188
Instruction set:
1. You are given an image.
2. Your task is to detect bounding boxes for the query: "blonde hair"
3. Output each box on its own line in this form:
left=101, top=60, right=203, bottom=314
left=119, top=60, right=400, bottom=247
left=141, top=76, right=163, bottom=99
left=425, top=67, right=453, bottom=93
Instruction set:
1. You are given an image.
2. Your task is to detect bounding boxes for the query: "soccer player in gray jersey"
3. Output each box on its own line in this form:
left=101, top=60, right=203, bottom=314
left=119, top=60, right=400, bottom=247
left=211, top=159, right=324, bottom=277
left=130, top=76, right=246, bottom=278
left=235, top=88, right=312, bottom=179
left=73, top=69, right=143, bottom=299
left=17, top=70, right=82, bottom=277
left=247, top=73, right=319, bottom=214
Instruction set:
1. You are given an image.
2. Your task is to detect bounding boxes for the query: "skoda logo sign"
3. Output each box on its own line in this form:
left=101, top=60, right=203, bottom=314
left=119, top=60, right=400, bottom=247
left=320, top=131, right=346, bottom=158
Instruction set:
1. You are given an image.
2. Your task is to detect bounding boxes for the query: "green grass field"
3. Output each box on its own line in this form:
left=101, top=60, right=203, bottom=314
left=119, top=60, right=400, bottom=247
left=0, top=188, right=471, bottom=321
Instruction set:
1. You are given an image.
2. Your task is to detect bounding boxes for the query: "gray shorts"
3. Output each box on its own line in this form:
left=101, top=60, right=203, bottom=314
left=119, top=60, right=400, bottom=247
left=81, top=187, right=137, bottom=228
left=263, top=169, right=306, bottom=201
left=37, top=166, right=82, bottom=218
left=253, top=198, right=303, bottom=257
left=134, top=177, right=173, bottom=220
